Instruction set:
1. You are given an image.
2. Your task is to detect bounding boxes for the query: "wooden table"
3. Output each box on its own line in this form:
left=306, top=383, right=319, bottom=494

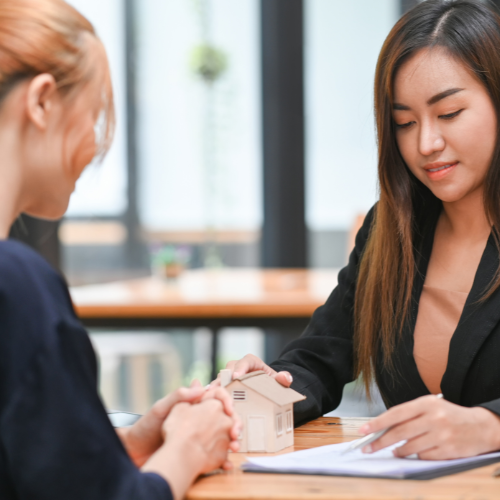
left=188, top=417, right=500, bottom=500
left=70, top=268, right=338, bottom=379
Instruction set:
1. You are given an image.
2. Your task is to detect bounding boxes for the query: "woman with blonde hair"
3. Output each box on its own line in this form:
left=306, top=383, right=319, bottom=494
left=0, top=1, right=240, bottom=499
left=221, top=0, right=500, bottom=460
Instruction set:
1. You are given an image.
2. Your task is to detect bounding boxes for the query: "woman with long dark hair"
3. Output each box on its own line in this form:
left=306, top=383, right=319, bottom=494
left=220, top=0, right=500, bottom=459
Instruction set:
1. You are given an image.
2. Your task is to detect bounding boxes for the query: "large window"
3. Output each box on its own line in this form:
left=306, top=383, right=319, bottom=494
left=136, top=0, right=261, bottom=233
left=305, top=0, right=398, bottom=267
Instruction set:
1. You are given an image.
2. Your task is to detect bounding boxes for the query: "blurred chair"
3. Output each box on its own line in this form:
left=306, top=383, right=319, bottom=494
left=90, top=333, right=183, bottom=415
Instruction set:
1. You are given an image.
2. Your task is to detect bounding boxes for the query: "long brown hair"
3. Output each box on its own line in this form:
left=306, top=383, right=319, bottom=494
left=0, top=0, right=114, bottom=159
left=354, top=0, right=500, bottom=394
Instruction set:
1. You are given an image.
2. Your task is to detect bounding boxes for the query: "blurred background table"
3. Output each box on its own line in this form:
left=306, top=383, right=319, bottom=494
left=70, top=268, right=338, bottom=380
left=187, top=416, right=500, bottom=500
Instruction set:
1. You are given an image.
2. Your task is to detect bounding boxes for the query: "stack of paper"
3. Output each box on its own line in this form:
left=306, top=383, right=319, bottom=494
left=242, top=439, right=500, bottom=479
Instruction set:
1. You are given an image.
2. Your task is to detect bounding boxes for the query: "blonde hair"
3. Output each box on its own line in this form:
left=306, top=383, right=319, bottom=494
left=0, top=0, right=114, bottom=159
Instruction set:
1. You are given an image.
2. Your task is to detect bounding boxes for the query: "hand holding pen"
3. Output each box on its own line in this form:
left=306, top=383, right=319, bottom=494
left=341, top=394, right=443, bottom=456
left=348, top=393, right=500, bottom=460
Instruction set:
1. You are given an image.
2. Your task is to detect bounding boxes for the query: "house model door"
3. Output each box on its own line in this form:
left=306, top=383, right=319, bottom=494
left=247, top=416, right=266, bottom=452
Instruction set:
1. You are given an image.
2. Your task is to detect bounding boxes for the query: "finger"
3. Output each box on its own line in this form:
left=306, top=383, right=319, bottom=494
left=232, top=354, right=277, bottom=379
left=274, top=371, right=293, bottom=387
left=198, top=397, right=225, bottom=416
left=359, top=395, right=437, bottom=435
left=202, top=387, right=234, bottom=416
left=392, top=431, right=435, bottom=458
left=229, top=439, right=240, bottom=453
left=152, top=386, right=205, bottom=420
left=190, top=379, right=202, bottom=388
left=367, top=416, right=427, bottom=453
left=230, top=414, right=243, bottom=441
left=222, top=460, right=233, bottom=470
left=233, top=412, right=242, bottom=433
left=225, top=360, right=237, bottom=371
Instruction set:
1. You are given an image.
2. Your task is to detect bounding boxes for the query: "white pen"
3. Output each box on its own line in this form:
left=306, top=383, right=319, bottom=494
left=340, top=393, right=444, bottom=456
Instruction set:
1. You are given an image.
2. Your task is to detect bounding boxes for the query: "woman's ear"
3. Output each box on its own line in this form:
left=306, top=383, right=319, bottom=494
left=25, top=74, right=58, bottom=130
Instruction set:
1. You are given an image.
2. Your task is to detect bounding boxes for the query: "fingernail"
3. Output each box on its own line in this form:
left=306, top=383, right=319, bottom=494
left=232, top=372, right=240, bottom=379
left=286, top=373, right=293, bottom=383
left=359, top=425, right=370, bottom=435
left=362, top=444, right=373, bottom=454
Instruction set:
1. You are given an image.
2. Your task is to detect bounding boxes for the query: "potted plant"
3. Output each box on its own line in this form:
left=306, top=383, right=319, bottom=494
left=152, top=245, right=191, bottom=280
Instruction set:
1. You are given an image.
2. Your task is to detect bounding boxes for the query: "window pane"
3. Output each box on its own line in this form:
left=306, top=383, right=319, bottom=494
left=65, top=0, right=127, bottom=217
left=305, top=0, right=398, bottom=231
left=136, top=0, right=261, bottom=231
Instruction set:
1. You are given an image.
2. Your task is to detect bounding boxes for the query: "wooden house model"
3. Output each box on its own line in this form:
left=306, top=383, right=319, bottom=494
left=220, top=369, right=306, bottom=453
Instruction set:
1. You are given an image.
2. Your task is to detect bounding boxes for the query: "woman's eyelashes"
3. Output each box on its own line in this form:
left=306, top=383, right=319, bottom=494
left=395, top=109, right=464, bottom=129
left=439, top=108, right=464, bottom=120
left=395, top=120, right=414, bottom=129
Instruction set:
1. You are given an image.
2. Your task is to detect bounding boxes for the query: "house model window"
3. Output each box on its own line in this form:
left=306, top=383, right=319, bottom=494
left=219, top=369, right=306, bottom=453
left=285, top=410, right=293, bottom=432
left=276, top=414, right=283, bottom=436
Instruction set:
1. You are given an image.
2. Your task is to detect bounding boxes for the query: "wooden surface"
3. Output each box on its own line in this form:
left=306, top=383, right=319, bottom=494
left=70, top=268, right=338, bottom=320
left=187, top=417, right=500, bottom=500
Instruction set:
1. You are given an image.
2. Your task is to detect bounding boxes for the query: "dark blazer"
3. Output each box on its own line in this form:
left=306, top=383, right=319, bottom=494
left=270, top=205, right=500, bottom=427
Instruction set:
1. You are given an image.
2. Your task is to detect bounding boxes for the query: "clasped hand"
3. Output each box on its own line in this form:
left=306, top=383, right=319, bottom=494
left=118, top=379, right=241, bottom=469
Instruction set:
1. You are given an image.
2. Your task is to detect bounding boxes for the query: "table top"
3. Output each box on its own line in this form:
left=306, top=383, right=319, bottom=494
left=70, top=268, right=339, bottom=319
left=187, top=417, right=500, bottom=500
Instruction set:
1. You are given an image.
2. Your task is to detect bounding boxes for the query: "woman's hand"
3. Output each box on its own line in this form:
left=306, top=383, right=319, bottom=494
left=142, top=398, right=240, bottom=500
left=210, top=353, right=293, bottom=388
left=359, top=395, right=500, bottom=460
left=118, top=380, right=236, bottom=467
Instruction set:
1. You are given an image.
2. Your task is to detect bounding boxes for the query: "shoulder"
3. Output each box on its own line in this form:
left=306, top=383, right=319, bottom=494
left=0, top=239, right=75, bottom=330
left=0, top=239, right=67, bottom=298
left=354, top=204, right=377, bottom=254
left=344, top=203, right=377, bottom=272
left=0, top=238, right=57, bottom=273
left=331, top=203, right=377, bottom=300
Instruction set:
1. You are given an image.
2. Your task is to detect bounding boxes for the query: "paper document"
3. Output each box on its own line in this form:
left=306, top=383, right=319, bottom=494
left=242, top=438, right=500, bottom=480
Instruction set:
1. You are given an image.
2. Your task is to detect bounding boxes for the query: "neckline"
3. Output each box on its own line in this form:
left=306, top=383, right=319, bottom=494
left=405, top=218, right=494, bottom=400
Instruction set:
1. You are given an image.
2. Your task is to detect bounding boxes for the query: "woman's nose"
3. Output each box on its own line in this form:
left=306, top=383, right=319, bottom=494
left=418, top=122, right=445, bottom=157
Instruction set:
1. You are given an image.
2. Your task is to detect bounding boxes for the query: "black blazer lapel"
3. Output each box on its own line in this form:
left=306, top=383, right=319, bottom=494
left=441, top=234, right=500, bottom=404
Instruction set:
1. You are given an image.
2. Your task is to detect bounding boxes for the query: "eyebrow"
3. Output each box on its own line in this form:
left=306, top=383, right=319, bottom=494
left=393, top=87, right=464, bottom=110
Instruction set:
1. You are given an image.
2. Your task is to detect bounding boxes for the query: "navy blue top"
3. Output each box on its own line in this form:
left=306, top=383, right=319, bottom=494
left=0, top=240, right=172, bottom=500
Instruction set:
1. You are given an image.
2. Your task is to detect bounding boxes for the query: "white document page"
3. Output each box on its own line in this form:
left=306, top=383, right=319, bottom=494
left=243, top=439, right=500, bottom=479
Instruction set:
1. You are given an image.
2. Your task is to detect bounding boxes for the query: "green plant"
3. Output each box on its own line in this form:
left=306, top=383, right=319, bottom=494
left=190, top=43, right=228, bottom=83
left=152, top=245, right=191, bottom=267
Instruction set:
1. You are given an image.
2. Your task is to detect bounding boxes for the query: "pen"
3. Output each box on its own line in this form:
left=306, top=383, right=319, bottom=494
left=341, top=393, right=444, bottom=456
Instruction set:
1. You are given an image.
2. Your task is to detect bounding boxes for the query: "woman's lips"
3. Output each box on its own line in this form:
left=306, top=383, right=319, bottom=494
left=424, top=162, right=458, bottom=180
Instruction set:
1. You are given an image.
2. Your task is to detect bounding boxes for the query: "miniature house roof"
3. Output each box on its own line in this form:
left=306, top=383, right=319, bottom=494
left=228, top=370, right=306, bottom=406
